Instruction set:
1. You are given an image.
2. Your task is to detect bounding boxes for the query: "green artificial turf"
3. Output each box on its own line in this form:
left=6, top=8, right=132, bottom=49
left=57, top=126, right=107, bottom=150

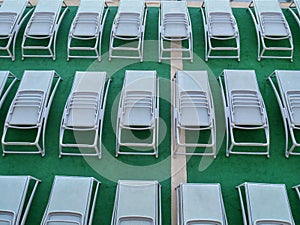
left=185, top=7, right=300, bottom=225
left=1, top=4, right=300, bottom=225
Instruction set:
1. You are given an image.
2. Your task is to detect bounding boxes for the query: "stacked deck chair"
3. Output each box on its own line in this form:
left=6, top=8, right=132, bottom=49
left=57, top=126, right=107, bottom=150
left=0, top=0, right=33, bottom=61
left=218, top=70, right=270, bottom=157
left=41, top=176, right=100, bottom=225
left=237, top=182, right=295, bottom=225
left=0, top=175, right=40, bottom=225
left=109, top=0, right=147, bottom=62
left=0, top=71, right=18, bottom=109
left=1, top=70, right=62, bottom=156
left=67, top=0, right=109, bottom=61
left=289, top=0, right=300, bottom=27
left=59, top=71, right=111, bottom=159
left=111, top=180, right=161, bottom=225
left=176, top=183, right=228, bottom=225
left=248, top=0, right=293, bottom=61
left=159, top=1, right=193, bottom=62
left=201, top=0, right=240, bottom=61
left=21, top=0, right=68, bottom=60
left=268, top=70, right=300, bottom=158
left=116, top=70, right=159, bottom=157
left=173, top=70, right=216, bottom=157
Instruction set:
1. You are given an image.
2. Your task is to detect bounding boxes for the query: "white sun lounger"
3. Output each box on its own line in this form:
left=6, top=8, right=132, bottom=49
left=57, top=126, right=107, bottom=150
left=176, top=183, right=228, bottom=225
left=0, top=175, right=40, bottom=225
left=116, top=70, right=159, bottom=157
left=159, top=1, right=193, bottom=63
left=248, top=0, right=293, bottom=61
left=59, top=71, right=111, bottom=159
left=21, top=0, right=68, bottom=60
left=1, top=70, right=62, bottom=156
left=218, top=70, right=270, bottom=157
left=268, top=70, right=300, bottom=157
left=201, top=0, right=240, bottom=61
left=41, top=176, right=100, bottom=225
left=109, top=0, right=147, bottom=62
left=0, top=71, right=18, bottom=109
left=111, top=180, right=161, bottom=225
left=173, top=70, right=216, bottom=157
left=67, top=0, right=109, bottom=61
left=0, top=0, right=33, bottom=61
left=237, top=182, right=295, bottom=225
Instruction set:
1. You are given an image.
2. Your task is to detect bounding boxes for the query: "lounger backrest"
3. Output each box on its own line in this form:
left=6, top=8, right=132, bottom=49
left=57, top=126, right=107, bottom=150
left=73, top=71, right=107, bottom=93
left=253, top=0, right=282, bottom=13
left=181, top=184, right=225, bottom=225
left=118, top=0, right=144, bottom=14
left=205, top=0, right=232, bottom=14
left=276, top=70, right=300, bottom=93
left=0, top=0, right=28, bottom=15
left=116, top=180, right=158, bottom=224
left=78, top=0, right=105, bottom=14
left=18, top=70, right=54, bottom=92
left=161, top=1, right=187, bottom=15
left=124, top=70, right=156, bottom=94
left=34, top=0, right=63, bottom=14
left=245, top=183, right=294, bottom=224
left=0, top=176, right=29, bottom=225
left=43, top=176, right=93, bottom=225
left=224, top=70, right=258, bottom=92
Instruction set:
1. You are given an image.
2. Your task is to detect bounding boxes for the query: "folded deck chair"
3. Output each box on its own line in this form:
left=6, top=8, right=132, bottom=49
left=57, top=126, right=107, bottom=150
left=111, top=180, right=161, bottom=225
left=248, top=0, right=293, bottom=61
left=0, top=71, right=18, bottom=109
left=268, top=70, right=300, bottom=157
left=201, top=0, right=240, bottom=61
left=2, top=70, right=62, bottom=156
left=0, top=175, right=40, bottom=225
left=237, top=182, right=295, bottom=225
left=218, top=70, right=270, bottom=157
left=159, top=1, right=193, bottom=62
left=289, top=0, right=300, bottom=28
left=176, top=183, right=228, bottom=225
left=21, top=0, right=68, bottom=60
left=0, top=0, right=33, bottom=61
left=116, top=70, right=159, bottom=157
left=109, top=0, right=147, bottom=62
left=67, top=0, right=109, bottom=61
left=59, top=71, right=111, bottom=159
left=41, top=176, right=100, bottom=225
left=173, top=71, right=216, bottom=157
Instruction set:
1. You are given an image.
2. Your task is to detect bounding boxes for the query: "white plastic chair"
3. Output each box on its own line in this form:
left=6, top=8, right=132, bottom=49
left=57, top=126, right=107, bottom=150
left=21, top=0, right=68, bottom=60
left=116, top=70, right=159, bottom=157
left=159, top=1, right=193, bottom=62
left=248, top=0, right=293, bottom=61
left=173, top=70, right=216, bottom=157
left=109, top=0, right=147, bottom=62
left=218, top=69, right=270, bottom=157
left=41, top=176, right=100, bottom=225
left=67, top=0, right=109, bottom=61
left=59, top=71, right=111, bottom=159
left=0, top=71, right=18, bottom=109
left=0, top=0, right=33, bottom=60
left=201, top=0, right=240, bottom=61
left=2, top=70, right=62, bottom=156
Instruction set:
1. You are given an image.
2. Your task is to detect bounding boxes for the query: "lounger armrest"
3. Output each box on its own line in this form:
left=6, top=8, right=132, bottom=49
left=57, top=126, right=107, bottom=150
left=186, top=219, right=222, bottom=225
left=254, top=219, right=292, bottom=225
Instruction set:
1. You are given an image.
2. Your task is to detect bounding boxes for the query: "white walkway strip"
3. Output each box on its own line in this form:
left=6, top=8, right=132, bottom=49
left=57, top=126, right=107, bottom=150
left=170, top=41, right=187, bottom=225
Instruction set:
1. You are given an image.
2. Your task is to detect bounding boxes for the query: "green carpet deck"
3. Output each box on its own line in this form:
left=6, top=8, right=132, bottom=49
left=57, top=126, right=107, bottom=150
left=0, top=5, right=300, bottom=225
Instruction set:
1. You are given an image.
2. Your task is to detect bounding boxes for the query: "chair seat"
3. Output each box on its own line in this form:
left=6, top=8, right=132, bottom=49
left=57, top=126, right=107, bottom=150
left=122, top=107, right=152, bottom=127
left=180, top=107, right=210, bottom=127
